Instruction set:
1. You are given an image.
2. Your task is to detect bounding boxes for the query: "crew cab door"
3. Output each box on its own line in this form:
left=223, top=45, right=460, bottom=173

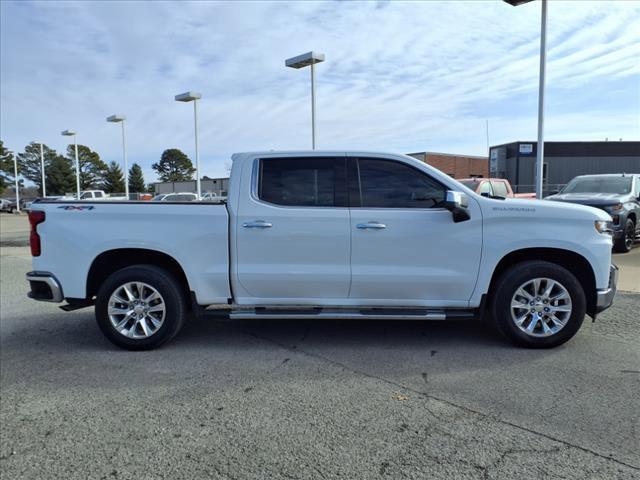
left=234, top=155, right=351, bottom=302
left=347, top=155, right=482, bottom=306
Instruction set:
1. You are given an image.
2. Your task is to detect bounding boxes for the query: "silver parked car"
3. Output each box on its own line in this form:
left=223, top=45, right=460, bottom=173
left=153, top=192, right=198, bottom=202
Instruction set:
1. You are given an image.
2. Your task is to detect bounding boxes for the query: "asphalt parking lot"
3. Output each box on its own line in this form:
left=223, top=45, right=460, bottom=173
left=1, top=213, right=639, bottom=479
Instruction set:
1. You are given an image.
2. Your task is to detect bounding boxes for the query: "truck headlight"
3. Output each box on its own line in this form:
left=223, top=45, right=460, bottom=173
left=594, top=220, right=612, bottom=235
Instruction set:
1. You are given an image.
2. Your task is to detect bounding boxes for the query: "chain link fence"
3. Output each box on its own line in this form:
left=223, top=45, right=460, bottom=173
left=512, top=184, right=566, bottom=197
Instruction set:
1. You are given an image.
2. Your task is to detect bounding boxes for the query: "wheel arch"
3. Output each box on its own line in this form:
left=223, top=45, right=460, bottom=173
left=86, top=248, right=192, bottom=307
left=488, top=247, right=597, bottom=315
left=626, top=211, right=636, bottom=225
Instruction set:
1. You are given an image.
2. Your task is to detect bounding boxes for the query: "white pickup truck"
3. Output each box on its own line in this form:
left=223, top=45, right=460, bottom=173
left=60, top=190, right=128, bottom=201
left=26, top=151, right=618, bottom=350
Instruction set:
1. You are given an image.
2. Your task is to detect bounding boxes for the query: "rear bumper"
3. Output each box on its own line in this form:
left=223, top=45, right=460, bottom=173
left=595, top=265, right=618, bottom=314
left=26, top=271, right=64, bottom=303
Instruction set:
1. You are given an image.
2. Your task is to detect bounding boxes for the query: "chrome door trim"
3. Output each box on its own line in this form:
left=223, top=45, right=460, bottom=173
left=356, top=222, right=387, bottom=230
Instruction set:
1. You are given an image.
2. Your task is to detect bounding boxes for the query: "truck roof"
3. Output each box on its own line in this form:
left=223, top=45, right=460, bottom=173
left=231, top=150, right=410, bottom=160
left=574, top=173, right=639, bottom=178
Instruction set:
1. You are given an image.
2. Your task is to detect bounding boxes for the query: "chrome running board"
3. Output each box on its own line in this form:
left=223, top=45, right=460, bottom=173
left=229, top=307, right=477, bottom=321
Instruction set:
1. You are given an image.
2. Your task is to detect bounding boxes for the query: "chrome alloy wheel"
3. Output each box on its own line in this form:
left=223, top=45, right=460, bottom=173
left=625, top=222, right=635, bottom=250
left=510, top=278, right=572, bottom=338
left=108, top=282, right=166, bottom=339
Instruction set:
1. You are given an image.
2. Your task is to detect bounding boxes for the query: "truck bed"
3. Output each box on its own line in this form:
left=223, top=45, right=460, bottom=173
left=31, top=201, right=231, bottom=305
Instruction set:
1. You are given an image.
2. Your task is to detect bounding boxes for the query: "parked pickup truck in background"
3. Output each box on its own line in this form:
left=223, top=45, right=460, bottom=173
left=26, top=151, right=618, bottom=350
left=60, top=190, right=128, bottom=201
left=546, top=173, right=640, bottom=253
left=458, top=178, right=536, bottom=199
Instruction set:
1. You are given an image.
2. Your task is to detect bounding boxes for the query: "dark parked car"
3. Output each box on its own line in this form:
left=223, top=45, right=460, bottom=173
left=546, top=174, right=640, bottom=253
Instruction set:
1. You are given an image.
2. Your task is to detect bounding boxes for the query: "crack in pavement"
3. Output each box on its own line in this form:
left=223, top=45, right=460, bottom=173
left=241, top=329, right=640, bottom=472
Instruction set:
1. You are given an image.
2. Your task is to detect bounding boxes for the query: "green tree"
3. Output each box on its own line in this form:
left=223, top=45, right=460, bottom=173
left=15, top=142, right=61, bottom=196
left=65, top=144, right=108, bottom=190
left=102, top=161, right=126, bottom=193
left=46, top=155, right=76, bottom=196
left=128, top=163, right=146, bottom=193
left=152, top=149, right=195, bottom=182
left=0, top=140, right=15, bottom=194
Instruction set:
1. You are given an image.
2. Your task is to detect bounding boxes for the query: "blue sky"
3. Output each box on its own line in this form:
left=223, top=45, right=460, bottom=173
left=1, top=0, right=639, bottom=181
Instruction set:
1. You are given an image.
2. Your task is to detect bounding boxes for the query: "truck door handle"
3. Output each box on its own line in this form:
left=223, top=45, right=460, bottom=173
left=243, top=220, right=273, bottom=229
left=356, top=222, right=387, bottom=230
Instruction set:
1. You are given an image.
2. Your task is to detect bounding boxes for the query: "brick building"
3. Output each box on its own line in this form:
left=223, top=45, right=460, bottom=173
left=407, top=151, right=488, bottom=179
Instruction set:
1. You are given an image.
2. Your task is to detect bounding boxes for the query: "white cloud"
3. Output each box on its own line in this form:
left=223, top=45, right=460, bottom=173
left=1, top=0, right=638, bottom=181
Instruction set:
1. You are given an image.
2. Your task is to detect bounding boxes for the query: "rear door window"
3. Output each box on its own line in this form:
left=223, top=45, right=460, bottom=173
left=258, top=157, right=347, bottom=207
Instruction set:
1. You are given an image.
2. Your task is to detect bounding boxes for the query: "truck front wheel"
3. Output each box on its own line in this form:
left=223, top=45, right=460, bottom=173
left=95, top=265, right=187, bottom=350
left=613, top=218, right=635, bottom=253
left=490, top=261, right=586, bottom=348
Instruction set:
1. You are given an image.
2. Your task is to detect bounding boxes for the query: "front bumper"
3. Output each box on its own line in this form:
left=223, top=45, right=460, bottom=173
left=595, top=264, right=618, bottom=314
left=26, top=271, right=64, bottom=303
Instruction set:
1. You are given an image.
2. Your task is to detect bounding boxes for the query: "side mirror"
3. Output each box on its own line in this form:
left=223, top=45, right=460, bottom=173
left=444, top=191, right=471, bottom=223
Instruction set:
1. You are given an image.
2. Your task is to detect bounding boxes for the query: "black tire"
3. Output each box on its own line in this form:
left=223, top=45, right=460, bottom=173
left=490, top=261, right=586, bottom=348
left=8, top=207, right=14, bottom=214
left=613, top=218, right=635, bottom=253
left=95, top=265, right=187, bottom=350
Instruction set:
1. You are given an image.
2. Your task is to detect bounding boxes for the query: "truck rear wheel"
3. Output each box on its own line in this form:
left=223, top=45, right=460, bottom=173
left=490, top=261, right=586, bottom=348
left=95, top=265, right=187, bottom=350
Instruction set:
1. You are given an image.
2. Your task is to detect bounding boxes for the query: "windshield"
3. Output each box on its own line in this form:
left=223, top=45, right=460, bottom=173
left=151, top=194, right=166, bottom=201
left=562, top=177, right=632, bottom=195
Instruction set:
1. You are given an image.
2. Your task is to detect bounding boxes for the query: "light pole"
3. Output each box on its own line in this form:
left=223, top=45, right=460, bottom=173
left=175, top=92, right=202, bottom=198
left=285, top=51, right=325, bottom=150
left=35, top=141, right=46, bottom=197
left=61, top=130, right=81, bottom=199
left=13, top=153, right=20, bottom=213
left=504, top=0, right=547, bottom=199
left=107, top=115, right=129, bottom=198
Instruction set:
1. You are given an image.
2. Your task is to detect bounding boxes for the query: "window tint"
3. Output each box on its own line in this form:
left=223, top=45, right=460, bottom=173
left=491, top=181, right=509, bottom=198
left=95, top=191, right=104, bottom=198
left=355, top=158, right=446, bottom=208
left=479, top=181, right=493, bottom=195
left=258, top=157, right=346, bottom=207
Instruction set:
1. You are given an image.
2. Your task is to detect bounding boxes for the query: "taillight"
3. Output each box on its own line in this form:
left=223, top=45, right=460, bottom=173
left=28, top=210, right=46, bottom=257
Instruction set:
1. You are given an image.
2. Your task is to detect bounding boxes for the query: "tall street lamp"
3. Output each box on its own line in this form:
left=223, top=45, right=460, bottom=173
left=107, top=115, right=129, bottom=198
left=61, top=130, right=81, bottom=199
left=13, top=152, right=20, bottom=213
left=504, top=0, right=547, bottom=199
left=175, top=92, right=202, bottom=198
left=34, top=141, right=46, bottom=197
left=285, top=51, right=325, bottom=150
